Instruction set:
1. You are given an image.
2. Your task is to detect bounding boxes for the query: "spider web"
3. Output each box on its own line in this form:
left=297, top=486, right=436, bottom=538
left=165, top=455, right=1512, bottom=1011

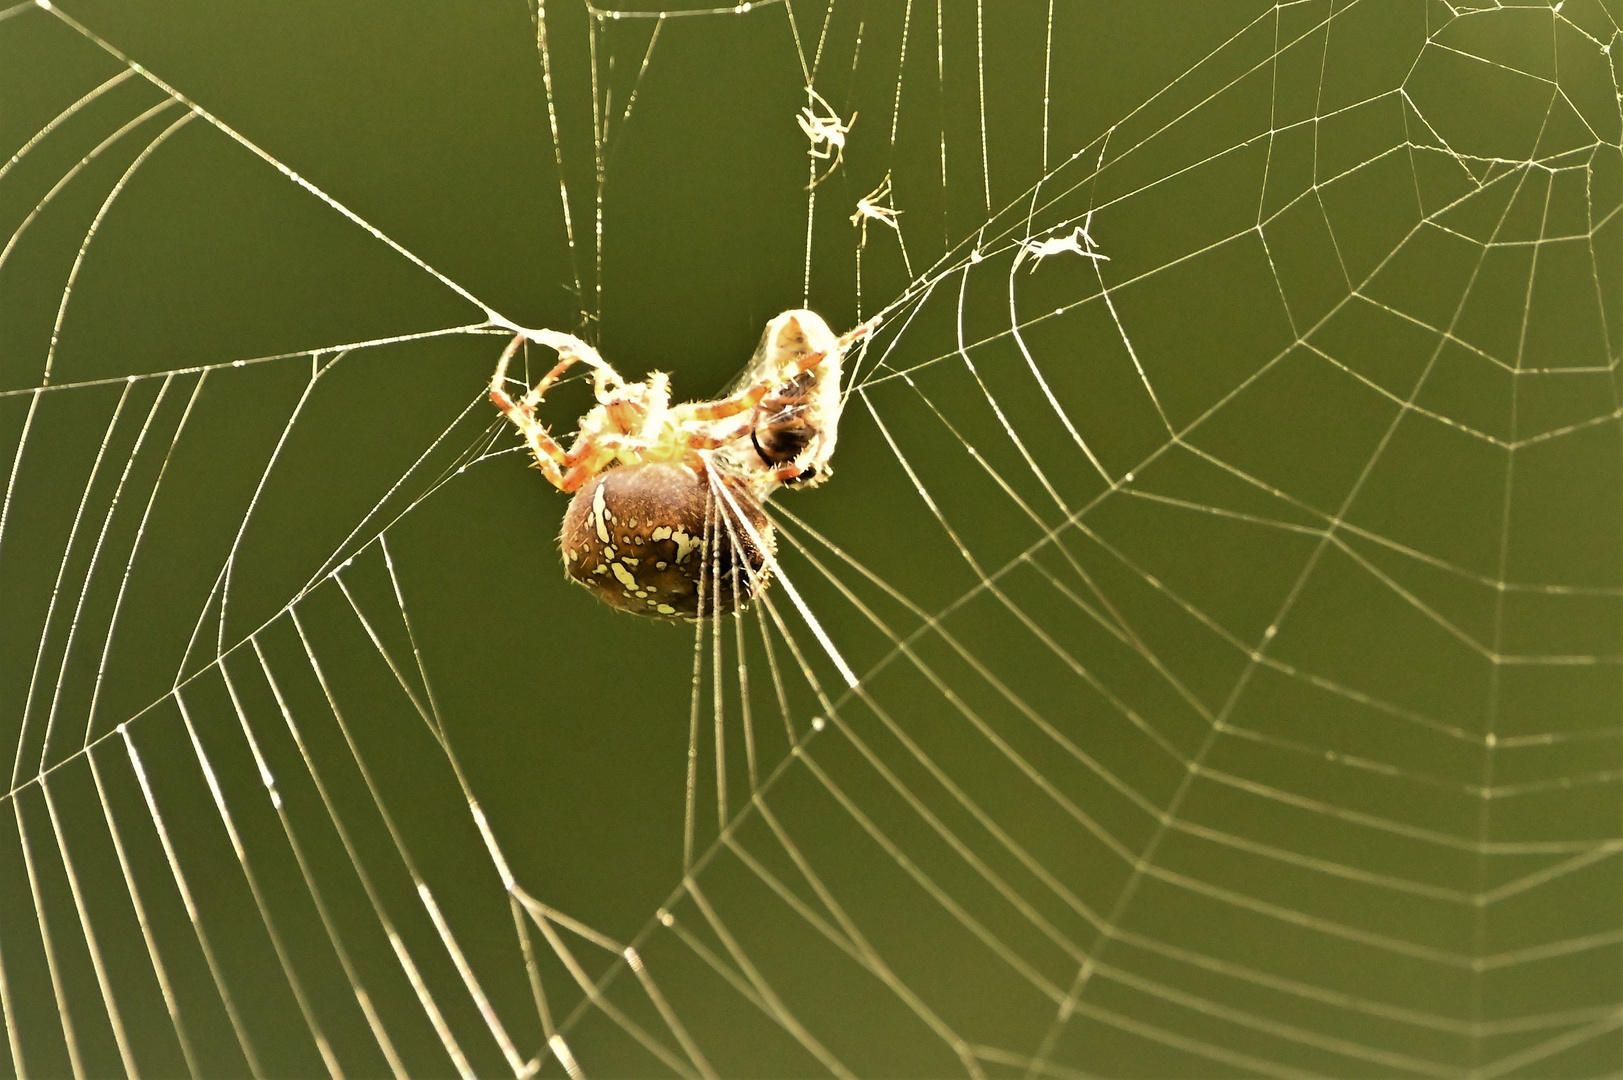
left=2, top=0, right=1620, bottom=1076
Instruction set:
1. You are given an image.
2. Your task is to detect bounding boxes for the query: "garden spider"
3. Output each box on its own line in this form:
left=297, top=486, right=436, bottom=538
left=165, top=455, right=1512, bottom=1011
left=490, top=310, right=874, bottom=619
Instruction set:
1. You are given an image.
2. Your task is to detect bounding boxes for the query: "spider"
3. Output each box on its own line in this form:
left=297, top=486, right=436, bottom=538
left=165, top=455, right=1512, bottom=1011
left=490, top=310, right=874, bottom=620
left=798, top=87, right=855, bottom=188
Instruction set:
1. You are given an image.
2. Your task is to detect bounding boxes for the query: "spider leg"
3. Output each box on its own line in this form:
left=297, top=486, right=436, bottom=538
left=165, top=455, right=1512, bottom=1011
left=490, top=332, right=579, bottom=491
left=675, top=378, right=777, bottom=423
left=553, top=435, right=627, bottom=492
left=563, top=432, right=637, bottom=468
left=559, top=462, right=597, bottom=492
left=488, top=333, right=532, bottom=416
left=676, top=314, right=877, bottom=426
left=492, top=332, right=612, bottom=412
left=527, top=354, right=587, bottom=407
left=518, top=427, right=570, bottom=488
left=677, top=363, right=814, bottom=425
left=681, top=419, right=755, bottom=450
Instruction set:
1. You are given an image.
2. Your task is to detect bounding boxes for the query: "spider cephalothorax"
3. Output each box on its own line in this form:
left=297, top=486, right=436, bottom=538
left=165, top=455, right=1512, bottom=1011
left=490, top=310, right=872, bottom=619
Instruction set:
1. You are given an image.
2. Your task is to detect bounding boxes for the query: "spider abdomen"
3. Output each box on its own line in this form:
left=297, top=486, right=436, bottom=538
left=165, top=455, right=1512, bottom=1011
left=558, top=462, right=775, bottom=620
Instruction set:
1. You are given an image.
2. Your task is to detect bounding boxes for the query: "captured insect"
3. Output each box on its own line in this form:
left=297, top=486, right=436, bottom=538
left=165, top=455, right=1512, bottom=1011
left=489, top=311, right=874, bottom=620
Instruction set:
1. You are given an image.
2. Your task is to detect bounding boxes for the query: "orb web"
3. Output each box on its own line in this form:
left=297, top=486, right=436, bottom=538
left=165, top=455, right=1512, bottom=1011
left=1, top=1, right=1620, bottom=1077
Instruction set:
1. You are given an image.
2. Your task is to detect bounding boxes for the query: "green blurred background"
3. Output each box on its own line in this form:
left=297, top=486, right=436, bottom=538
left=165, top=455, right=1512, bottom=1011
left=1, top=1, right=1620, bottom=1076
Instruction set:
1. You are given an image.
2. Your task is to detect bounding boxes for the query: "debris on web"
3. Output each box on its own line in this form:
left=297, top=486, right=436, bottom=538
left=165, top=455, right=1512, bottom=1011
left=3, top=0, right=1620, bottom=1076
